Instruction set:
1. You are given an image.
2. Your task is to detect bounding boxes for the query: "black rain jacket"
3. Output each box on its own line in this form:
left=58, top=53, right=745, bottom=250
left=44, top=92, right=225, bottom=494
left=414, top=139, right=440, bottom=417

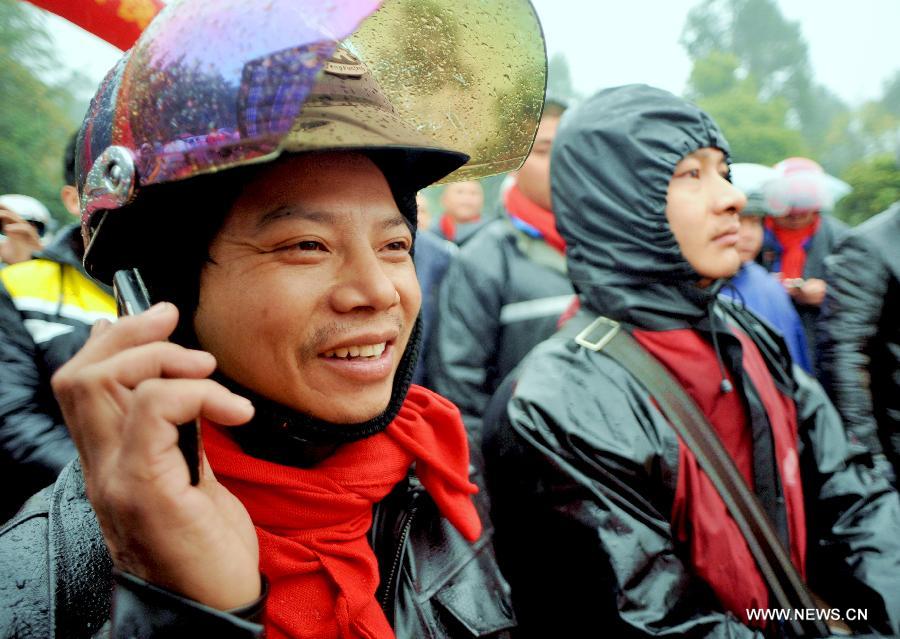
left=818, top=203, right=900, bottom=482
left=0, top=225, right=115, bottom=521
left=0, top=459, right=515, bottom=638
left=483, top=85, right=900, bottom=638
left=427, top=218, right=573, bottom=442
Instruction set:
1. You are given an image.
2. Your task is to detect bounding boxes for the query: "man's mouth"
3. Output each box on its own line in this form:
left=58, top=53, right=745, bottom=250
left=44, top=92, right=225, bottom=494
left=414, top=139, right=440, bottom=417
left=321, top=342, right=388, bottom=360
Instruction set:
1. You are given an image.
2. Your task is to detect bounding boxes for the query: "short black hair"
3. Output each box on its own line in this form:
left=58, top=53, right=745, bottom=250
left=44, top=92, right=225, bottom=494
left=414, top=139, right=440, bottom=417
left=64, top=133, right=78, bottom=186
left=542, top=98, right=568, bottom=119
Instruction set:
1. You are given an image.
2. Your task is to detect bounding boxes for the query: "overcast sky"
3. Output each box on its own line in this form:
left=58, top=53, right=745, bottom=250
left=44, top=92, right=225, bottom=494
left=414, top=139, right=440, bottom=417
left=42, top=0, right=900, bottom=107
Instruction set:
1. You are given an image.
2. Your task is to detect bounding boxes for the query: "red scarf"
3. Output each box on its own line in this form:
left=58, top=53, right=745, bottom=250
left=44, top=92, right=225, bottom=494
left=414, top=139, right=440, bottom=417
left=503, top=184, right=566, bottom=254
left=438, top=215, right=458, bottom=242
left=633, top=328, right=806, bottom=630
left=766, top=215, right=820, bottom=280
left=202, top=385, right=481, bottom=639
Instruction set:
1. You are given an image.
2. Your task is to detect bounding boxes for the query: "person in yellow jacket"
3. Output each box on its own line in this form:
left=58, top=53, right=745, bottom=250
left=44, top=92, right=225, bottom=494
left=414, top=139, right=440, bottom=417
left=0, top=135, right=116, bottom=520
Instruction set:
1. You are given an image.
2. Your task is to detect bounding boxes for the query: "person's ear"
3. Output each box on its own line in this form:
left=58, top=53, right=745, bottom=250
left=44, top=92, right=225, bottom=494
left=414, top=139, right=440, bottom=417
left=60, top=185, right=80, bottom=217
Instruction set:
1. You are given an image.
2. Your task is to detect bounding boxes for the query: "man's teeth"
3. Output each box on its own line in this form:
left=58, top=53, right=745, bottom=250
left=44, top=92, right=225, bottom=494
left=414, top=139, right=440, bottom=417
left=323, top=342, right=387, bottom=359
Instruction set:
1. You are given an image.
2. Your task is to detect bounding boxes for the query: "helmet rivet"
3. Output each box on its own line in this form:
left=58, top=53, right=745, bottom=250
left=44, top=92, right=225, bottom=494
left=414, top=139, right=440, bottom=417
left=108, top=164, right=122, bottom=186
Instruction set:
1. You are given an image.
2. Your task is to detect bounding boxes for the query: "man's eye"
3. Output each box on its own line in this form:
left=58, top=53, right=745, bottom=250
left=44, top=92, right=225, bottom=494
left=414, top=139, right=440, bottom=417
left=295, top=240, right=325, bottom=252
left=385, top=240, right=411, bottom=252
left=686, top=169, right=701, bottom=179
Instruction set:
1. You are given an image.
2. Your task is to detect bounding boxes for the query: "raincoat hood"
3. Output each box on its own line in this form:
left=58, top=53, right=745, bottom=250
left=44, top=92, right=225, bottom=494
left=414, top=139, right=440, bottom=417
left=551, top=84, right=731, bottom=330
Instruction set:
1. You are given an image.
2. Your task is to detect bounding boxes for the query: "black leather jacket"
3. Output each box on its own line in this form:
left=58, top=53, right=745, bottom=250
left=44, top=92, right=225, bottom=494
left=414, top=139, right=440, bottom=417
left=0, top=460, right=515, bottom=638
left=819, top=204, right=900, bottom=482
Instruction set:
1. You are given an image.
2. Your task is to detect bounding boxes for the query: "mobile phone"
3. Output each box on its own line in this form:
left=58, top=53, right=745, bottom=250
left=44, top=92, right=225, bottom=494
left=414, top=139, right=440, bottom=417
left=112, top=268, right=202, bottom=486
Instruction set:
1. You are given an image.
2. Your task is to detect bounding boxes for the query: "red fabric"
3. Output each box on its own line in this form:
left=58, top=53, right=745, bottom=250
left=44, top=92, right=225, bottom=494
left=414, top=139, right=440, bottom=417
left=766, top=215, right=820, bottom=280
left=25, top=0, right=164, bottom=50
left=438, top=215, right=456, bottom=242
left=633, top=327, right=806, bottom=629
left=503, top=184, right=566, bottom=254
left=438, top=215, right=457, bottom=242
left=202, top=385, right=481, bottom=639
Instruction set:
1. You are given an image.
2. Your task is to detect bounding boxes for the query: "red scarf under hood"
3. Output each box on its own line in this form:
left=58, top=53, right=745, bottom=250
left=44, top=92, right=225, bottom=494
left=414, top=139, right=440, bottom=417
left=202, top=385, right=481, bottom=639
left=633, top=327, right=807, bottom=630
left=503, top=183, right=566, bottom=254
left=766, top=215, right=820, bottom=280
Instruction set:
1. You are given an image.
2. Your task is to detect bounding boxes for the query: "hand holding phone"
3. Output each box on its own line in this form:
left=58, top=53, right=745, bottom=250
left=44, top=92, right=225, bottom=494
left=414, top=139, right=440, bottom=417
left=113, top=268, right=203, bottom=485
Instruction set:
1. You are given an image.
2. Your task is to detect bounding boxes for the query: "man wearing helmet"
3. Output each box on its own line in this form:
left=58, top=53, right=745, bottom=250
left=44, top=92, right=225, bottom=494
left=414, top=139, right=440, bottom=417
left=0, top=0, right=546, bottom=636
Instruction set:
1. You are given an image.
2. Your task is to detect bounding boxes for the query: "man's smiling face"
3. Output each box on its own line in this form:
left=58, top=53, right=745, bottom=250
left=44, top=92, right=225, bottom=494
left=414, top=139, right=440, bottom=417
left=194, top=152, right=420, bottom=424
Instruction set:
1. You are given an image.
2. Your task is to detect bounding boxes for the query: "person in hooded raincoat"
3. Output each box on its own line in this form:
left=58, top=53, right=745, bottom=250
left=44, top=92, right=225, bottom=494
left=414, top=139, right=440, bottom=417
left=483, top=85, right=900, bottom=638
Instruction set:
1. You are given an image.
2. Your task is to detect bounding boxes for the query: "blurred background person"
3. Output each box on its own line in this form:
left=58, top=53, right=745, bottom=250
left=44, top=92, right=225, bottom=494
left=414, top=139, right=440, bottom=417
left=758, top=157, right=848, bottom=373
left=721, top=163, right=812, bottom=372
left=412, top=211, right=458, bottom=388
left=0, top=134, right=116, bottom=521
left=434, top=179, right=485, bottom=245
left=0, top=194, right=50, bottom=265
left=416, top=192, right=433, bottom=231
left=819, top=202, right=900, bottom=486
left=428, top=100, right=572, bottom=443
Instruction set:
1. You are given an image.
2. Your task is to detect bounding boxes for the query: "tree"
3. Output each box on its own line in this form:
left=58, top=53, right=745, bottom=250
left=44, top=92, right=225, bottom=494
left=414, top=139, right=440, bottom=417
left=680, top=0, right=857, bottom=174
left=0, top=0, right=88, bottom=226
left=547, top=52, right=579, bottom=105
left=834, top=155, right=900, bottom=226
left=695, top=83, right=807, bottom=165
left=685, top=51, right=807, bottom=164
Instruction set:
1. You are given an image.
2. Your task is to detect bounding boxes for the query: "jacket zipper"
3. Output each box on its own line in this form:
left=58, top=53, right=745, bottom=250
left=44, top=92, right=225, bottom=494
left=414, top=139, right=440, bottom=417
left=380, top=503, right=418, bottom=613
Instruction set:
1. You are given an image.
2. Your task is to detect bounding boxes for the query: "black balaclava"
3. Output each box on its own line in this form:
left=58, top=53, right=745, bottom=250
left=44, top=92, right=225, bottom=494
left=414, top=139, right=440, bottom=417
left=551, top=84, right=732, bottom=331
left=134, top=152, right=422, bottom=467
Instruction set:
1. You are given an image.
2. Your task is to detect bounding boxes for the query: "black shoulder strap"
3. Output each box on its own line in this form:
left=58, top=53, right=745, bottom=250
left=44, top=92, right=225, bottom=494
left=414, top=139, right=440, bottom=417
left=569, top=314, right=829, bottom=638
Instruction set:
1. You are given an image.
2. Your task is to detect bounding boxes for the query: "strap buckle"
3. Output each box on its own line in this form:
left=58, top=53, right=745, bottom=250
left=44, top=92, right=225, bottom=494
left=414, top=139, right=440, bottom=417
left=574, top=316, right=620, bottom=352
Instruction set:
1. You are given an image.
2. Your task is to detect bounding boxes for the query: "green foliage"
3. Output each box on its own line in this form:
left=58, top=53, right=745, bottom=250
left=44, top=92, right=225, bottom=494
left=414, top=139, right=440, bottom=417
left=547, top=52, right=579, bottom=104
left=834, top=155, right=900, bottom=226
left=695, top=83, right=807, bottom=165
left=0, top=0, right=93, bottom=227
left=686, top=51, right=741, bottom=99
left=680, top=0, right=871, bottom=175
left=882, top=70, right=900, bottom=119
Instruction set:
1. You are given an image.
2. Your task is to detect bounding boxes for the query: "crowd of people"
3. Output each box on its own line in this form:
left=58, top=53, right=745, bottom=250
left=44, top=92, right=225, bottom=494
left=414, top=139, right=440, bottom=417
left=0, top=0, right=898, bottom=637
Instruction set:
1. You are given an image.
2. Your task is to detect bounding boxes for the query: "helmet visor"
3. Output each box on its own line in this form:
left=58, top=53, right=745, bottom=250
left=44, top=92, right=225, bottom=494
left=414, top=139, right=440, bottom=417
left=78, top=0, right=545, bottom=193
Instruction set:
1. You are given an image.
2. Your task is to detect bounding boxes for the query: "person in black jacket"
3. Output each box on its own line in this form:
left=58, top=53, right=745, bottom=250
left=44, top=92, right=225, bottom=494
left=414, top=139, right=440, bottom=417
left=484, top=85, right=900, bottom=638
left=428, top=100, right=573, bottom=443
left=819, top=202, right=900, bottom=486
left=0, top=0, right=547, bottom=636
left=0, top=134, right=116, bottom=521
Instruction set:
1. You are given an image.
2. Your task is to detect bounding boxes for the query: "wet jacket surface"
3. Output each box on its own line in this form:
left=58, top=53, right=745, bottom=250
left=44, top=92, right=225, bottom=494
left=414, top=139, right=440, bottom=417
left=427, top=217, right=573, bottom=442
left=0, top=225, right=115, bottom=521
left=818, top=204, right=900, bottom=481
left=483, top=85, right=900, bottom=638
left=0, top=460, right=515, bottom=638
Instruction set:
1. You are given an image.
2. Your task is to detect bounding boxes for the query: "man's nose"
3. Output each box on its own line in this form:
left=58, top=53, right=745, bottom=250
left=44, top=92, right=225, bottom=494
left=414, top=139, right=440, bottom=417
left=715, top=176, right=747, bottom=216
left=330, top=250, right=400, bottom=313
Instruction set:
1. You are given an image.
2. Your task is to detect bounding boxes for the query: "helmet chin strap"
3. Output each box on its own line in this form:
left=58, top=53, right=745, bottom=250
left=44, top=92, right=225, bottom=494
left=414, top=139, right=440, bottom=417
left=220, top=316, right=422, bottom=468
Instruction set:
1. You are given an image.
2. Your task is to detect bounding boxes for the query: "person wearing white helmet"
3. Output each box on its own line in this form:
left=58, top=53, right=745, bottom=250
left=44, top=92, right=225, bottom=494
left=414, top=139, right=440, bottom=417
left=0, top=194, right=50, bottom=265
left=0, top=0, right=546, bottom=637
